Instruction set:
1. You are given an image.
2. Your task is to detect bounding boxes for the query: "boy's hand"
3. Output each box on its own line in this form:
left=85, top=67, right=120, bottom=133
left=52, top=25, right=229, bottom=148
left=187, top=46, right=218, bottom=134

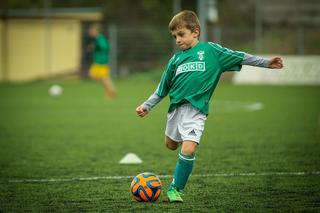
left=136, top=105, right=148, bottom=117
left=268, top=57, right=283, bottom=69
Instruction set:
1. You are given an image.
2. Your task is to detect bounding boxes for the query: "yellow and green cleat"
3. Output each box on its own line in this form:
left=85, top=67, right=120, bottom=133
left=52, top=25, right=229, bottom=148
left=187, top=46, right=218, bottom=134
left=166, top=187, right=183, bottom=203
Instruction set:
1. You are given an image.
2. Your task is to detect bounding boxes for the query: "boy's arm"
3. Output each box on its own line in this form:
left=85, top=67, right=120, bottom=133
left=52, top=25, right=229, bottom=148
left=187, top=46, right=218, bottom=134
left=136, top=92, right=164, bottom=117
left=142, top=92, right=163, bottom=111
left=241, top=53, right=283, bottom=69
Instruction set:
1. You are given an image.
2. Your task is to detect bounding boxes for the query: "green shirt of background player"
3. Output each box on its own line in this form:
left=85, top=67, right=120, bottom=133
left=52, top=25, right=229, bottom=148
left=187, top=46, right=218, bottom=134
left=89, top=23, right=116, bottom=98
left=136, top=10, right=283, bottom=202
left=93, top=33, right=109, bottom=65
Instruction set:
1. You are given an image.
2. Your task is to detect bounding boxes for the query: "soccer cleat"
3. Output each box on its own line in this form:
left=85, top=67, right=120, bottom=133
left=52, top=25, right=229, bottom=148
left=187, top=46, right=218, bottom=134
left=166, top=187, right=183, bottom=203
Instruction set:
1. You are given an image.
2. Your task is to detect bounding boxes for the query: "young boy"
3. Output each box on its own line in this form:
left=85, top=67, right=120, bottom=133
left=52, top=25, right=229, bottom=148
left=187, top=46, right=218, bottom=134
left=88, top=23, right=116, bottom=98
left=135, top=10, right=283, bottom=202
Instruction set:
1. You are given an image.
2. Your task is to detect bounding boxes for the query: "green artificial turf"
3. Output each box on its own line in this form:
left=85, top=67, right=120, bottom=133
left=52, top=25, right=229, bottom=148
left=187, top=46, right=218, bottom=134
left=0, top=75, right=319, bottom=212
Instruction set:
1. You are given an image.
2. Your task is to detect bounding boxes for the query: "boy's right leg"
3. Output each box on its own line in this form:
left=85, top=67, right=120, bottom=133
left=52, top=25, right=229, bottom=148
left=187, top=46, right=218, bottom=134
left=165, top=136, right=181, bottom=150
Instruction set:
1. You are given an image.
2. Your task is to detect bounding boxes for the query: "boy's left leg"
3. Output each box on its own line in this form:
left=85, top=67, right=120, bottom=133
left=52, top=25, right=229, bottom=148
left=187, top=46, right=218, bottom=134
left=167, top=140, right=198, bottom=202
left=170, top=141, right=197, bottom=190
left=165, top=104, right=206, bottom=202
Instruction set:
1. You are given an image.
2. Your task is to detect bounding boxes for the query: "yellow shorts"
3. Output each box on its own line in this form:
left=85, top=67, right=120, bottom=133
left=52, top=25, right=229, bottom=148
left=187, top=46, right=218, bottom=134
left=89, top=64, right=110, bottom=79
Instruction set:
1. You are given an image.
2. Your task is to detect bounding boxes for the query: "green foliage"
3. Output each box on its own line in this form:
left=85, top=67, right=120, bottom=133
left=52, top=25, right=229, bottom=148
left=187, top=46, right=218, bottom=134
left=0, top=77, right=319, bottom=212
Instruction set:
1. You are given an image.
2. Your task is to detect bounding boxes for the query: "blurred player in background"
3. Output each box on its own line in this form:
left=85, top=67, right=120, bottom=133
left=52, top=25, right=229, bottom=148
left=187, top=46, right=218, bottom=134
left=88, top=23, right=116, bottom=98
left=136, top=10, right=283, bottom=202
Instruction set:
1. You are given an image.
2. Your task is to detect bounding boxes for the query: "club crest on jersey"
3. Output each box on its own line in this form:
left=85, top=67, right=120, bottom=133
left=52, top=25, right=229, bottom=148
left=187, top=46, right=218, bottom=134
left=197, top=51, right=205, bottom=60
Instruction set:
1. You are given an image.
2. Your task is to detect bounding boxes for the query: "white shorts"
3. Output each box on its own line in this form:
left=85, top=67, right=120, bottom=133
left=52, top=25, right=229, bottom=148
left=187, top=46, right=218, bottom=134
left=165, top=103, right=207, bottom=144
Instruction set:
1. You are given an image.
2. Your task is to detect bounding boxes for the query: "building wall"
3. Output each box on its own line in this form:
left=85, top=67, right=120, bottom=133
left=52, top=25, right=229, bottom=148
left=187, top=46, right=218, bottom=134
left=3, top=19, right=81, bottom=82
left=50, top=20, right=81, bottom=75
left=8, top=19, right=45, bottom=81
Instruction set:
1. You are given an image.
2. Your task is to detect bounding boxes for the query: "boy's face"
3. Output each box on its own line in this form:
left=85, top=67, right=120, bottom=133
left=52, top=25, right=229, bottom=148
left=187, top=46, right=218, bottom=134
left=171, top=27, right=199, bottom=50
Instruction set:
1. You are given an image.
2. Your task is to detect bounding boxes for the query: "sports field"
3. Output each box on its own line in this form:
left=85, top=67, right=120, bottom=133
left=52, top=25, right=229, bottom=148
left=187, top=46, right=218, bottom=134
left=0, top=73, right=319, bottom=212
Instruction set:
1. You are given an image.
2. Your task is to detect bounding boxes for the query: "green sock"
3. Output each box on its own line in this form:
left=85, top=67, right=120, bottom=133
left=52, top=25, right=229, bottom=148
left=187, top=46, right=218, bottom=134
left=170, top=151, right=195, bottom=191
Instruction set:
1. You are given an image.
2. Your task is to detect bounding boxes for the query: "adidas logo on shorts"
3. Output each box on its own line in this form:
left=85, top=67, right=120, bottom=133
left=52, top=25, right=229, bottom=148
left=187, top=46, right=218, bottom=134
left=188, top=129, right=197, bottom=136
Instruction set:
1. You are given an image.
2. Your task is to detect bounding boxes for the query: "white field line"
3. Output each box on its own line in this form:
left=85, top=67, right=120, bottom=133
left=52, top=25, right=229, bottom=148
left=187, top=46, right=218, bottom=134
left=7, top=171, right=320, bottom=184
left=214, top=101, right=264, bottom=113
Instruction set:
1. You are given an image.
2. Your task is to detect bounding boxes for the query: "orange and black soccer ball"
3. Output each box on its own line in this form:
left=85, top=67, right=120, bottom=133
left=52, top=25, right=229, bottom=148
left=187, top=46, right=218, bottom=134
left=130, top=172, right=162, bottom=202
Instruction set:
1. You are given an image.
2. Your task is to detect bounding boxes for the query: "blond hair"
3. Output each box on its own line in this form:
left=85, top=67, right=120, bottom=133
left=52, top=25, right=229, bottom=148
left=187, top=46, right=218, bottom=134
left=169, top=10, right=201, bottom=34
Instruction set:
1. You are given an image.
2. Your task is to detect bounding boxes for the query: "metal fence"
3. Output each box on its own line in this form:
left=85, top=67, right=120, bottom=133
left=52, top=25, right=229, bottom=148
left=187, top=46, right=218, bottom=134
left=79, top=24, right=320, bottom=78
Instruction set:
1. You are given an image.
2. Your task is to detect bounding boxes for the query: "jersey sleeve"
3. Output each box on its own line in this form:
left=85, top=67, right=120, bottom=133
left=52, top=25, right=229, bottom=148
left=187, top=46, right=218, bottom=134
left=156, top=55, right=175, bottom=97
left=142, top=92, right=163, bottom=112
left=241, top=53, right=270, bottom=68
left=209, top=42, right=244, bottom=72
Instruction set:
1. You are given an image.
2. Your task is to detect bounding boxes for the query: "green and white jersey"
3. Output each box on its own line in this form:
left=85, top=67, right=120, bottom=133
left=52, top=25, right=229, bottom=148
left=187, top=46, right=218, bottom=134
left=156, top=41, right=244, bottom=115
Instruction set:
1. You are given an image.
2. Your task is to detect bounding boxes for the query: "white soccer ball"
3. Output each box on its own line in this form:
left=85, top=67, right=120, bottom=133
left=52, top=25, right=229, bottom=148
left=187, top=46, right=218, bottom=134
left=49, top=84, right=63, bottom=97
